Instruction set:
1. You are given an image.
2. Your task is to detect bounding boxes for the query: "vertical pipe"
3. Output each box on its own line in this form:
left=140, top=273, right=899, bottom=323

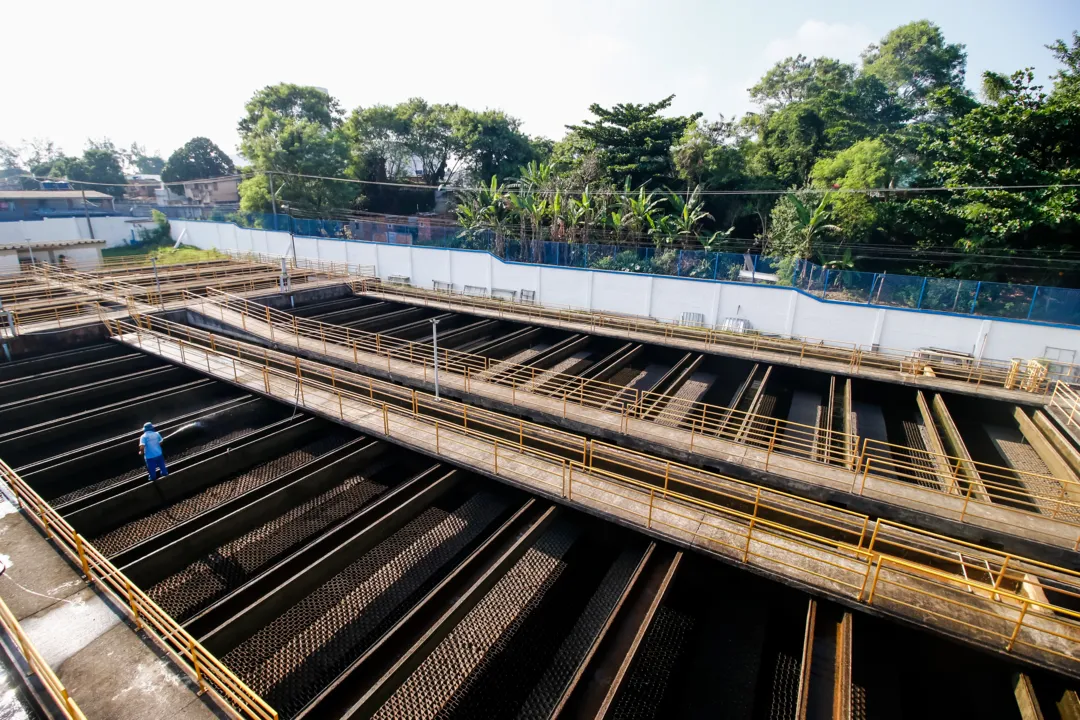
left=1027, top=286, right=1039, bottom=320
left=917, top=277, right=927, bottom=309
left=431, top=318, right=441, bottom=401
left=970, top=281, right=982, bottom=314
left=267, top=171, right=278, bottom=231
left=868, top=274, right=878, bottom=304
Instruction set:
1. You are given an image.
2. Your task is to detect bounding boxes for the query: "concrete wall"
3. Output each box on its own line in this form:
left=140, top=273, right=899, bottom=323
left=0, top=217, right=153, bottom=248
left=171, top=219, right=1080, bottom=365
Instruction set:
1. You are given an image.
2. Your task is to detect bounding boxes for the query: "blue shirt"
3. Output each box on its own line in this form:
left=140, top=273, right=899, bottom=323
left=140, top=431, right=164, bottom=458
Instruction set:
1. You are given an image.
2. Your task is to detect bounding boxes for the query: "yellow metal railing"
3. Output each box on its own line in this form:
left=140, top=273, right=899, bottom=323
left=0, top=592, right=86, bottom=719
left=358, top=278, right=1074, bottom=394
left=1050, top=382, right=1080, bottom=433
left=0, top=458, right=279, bottom=720
left=193, top=287, right=1080, bottom=548
left=105, top=314, right=1080, bottom=675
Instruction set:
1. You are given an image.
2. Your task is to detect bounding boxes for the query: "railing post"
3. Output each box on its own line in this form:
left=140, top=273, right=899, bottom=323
left=125, top=580, right=142, bottom=630
left=189, top=639, right=207, bottom=694
left=494, top=440, right=499, bottom=474
left=383, top=403, right=389, bottom=435
left=74, top=533, right=92, bottom=579
left=1006, top=601, right=1029, bottom=652
left=435, top=420, right=440, bottom=455
left=743, top=488, right=762, bottom=563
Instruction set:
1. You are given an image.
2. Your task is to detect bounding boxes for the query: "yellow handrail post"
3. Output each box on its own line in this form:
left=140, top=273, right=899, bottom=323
left=383, top=403, right=389, bottom=435
left=74, top=533, right=91, bottom=580
left=38, top=506, right=52, bottom=540
left=1006, top=601, right=1029, bottom=652
left=435, top=420, right=440, bottom=455
left=866, top=558, right=885, bottom=603
left=743, top=488, right=762, bottom=563
left=189, top=639, right=207, bottom=694
left=125, top=580, right=142, bottom=630
left=647, top=488, right=655, bottom=529
left=494, top=440, right=499, bottom=474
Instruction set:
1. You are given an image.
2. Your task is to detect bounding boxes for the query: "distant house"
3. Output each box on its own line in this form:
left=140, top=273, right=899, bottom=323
left=125, top=175, right=183, bottom=206
left=0, top=190, right=115, bottom=220
left=184, top=177, right=240, bottom=205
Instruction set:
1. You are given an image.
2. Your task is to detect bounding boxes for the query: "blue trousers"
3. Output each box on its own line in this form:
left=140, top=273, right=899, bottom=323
left=145, top=455, right=168, bottom=481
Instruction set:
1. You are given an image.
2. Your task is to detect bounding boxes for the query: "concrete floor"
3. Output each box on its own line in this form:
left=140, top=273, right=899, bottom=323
left=0, top=500, right=220, bottom=720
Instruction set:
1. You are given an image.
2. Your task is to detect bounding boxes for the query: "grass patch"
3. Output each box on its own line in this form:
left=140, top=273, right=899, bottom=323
left=102, top=243, right=227, bottom=265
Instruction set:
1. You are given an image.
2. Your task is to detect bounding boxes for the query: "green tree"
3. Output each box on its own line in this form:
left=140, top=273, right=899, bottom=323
left=749, top=55, right=855, bottom=111
left=566, top=95, right=701, bottom=188
left=453, top=109, right=536, bottom=182
left=237, top=84, right=355, bottom=216
left=126, top=143, right=165, bottom=174
left=911, top=62, right=1080, bottom=280
left=161, top=137, right=236, bottom=194
left=862, top=20, right=968, bottom=117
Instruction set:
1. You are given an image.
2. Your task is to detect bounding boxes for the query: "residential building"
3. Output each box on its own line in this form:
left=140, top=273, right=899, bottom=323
left=0, top=190, right=115, bottom=220
left=184, top=177, right=240, bottom=205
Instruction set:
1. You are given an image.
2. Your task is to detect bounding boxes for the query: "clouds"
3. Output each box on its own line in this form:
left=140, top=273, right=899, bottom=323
left=764, top=20, right=875, bottom=64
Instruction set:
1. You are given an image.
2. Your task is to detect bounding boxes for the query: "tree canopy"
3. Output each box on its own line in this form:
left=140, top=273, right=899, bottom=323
left=162, top=137, right=235, bottom=188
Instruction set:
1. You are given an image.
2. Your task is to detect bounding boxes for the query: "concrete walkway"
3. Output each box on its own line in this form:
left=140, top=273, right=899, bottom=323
left=0, top=499, right=219, bottom=720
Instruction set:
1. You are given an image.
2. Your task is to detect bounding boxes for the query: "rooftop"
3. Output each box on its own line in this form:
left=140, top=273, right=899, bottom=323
left=0, top=191, right=114, bottom=201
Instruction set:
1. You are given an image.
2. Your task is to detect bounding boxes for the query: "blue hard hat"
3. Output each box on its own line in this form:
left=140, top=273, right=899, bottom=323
left=143, top=422, right=154, bottom=431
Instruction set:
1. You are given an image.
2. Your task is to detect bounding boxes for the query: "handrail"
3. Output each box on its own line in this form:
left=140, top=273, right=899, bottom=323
left=0, top=458, right=279, bottom=720
left=1050, top=381, right=1080, bottom=432
left=359, top=278, right=1075, bottom=393
left=106, top=313, right=1080, bottom=675
left=0, top=592, right=87, bottom=719
left=192, top=287, right=1080, bottom=548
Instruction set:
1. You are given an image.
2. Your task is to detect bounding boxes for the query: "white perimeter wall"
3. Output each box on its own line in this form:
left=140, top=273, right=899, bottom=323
left=173, top=220, right=1080, bottom=365
left=0, top=217, right=155, bottom=249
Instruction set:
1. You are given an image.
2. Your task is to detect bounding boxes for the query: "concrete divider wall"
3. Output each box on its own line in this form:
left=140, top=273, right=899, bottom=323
left=170, top=219, right=1080, bottom=364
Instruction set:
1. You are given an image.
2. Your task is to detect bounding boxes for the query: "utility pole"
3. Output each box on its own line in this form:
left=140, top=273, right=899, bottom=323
left=430, top=318, right=441, bottom=400
left=81, top=189, right=95, bottom=239
left=267, top=171, right=279, bottom=231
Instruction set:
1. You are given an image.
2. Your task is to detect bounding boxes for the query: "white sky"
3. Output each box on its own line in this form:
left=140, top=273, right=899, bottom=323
left=2, top=0, right=1077, bottom=161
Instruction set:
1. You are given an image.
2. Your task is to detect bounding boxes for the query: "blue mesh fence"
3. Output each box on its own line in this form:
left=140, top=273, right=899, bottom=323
left=873, top=275, right=924, bottom=308
left=1030, top=286, right=1080, bottom=326
left=824, top=270, right=875, bottom=304
left=974, top=282, right=1036, bottom=320
left=150, top=210, right=1080, bottom=326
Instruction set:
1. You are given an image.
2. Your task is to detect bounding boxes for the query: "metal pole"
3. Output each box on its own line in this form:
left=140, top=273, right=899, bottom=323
left=81, top=190, right=95, bottom=240
left=280, top=257, right=290, bottom=294
left=431, top=318, right=441, bottom=400
left=150, top=257, right=163, bottom=309
left=267, top=171, right=279, bottom=231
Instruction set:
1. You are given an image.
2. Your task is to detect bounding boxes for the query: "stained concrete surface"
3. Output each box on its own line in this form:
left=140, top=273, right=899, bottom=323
left=0, top=502, right=219, bottom=719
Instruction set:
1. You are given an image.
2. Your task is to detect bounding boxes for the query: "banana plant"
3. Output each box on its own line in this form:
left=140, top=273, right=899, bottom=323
left=700, top=227, right=735, bottom=252
left=790, top=192, right=841, bottom=260
left=667, top=185, right=713, bottom=241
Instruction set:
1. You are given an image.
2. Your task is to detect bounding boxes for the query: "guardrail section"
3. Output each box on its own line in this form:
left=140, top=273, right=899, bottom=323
left=105, top=313, right=1080, bottom=678
left=0, top=591, right=86, bottom=719
left=358, top=279, right=1071, bottom=393
left=191, top=288, right=1080, bottom=550
left=0, top=459, right=279, bottom=720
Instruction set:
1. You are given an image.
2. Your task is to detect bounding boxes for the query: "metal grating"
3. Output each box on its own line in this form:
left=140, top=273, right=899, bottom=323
left=763, top=650, right=802, bottom=720
left=50, top=426, right=262, bottom=506
left=373, top=522, right=580, bottom=720
left=91, top=433, right=350, bottom=556
left=225, top=491, right=509, bottom=720
left=147, top=472, right=390, bottom=621
left=514, top=547, right=643, bottom=720
left=607, top=605, right=693, bottom=720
